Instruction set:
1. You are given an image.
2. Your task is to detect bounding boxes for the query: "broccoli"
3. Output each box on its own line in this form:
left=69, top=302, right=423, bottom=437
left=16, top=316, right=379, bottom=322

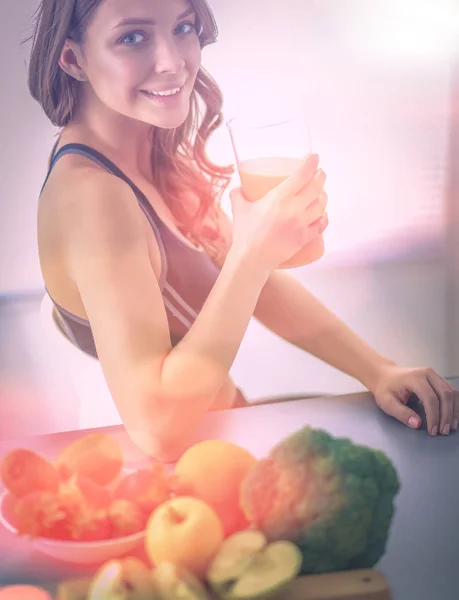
left=239, top=426, right=400, bottom=575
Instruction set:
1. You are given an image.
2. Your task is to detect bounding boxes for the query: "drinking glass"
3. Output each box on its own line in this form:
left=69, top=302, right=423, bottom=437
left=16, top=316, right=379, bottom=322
left=227, top=112, right=324, bottom=269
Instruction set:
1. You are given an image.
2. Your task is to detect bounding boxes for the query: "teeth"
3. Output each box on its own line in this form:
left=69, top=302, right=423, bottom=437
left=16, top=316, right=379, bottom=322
left=145, top=87, right=181, bottom=97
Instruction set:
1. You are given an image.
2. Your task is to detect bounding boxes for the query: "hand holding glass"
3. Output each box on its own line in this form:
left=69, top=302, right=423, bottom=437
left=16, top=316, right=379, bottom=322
left=227, top=115, right=326, bottom=269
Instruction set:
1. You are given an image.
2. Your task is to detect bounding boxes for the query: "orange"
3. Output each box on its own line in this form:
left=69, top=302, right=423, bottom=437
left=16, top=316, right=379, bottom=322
left=55, top=433, right=123, bottom=486
left=0, top=586, right=52, bottom=600
left=172, top=440, right=256, bottom=536
left=1, top=449, right=59, bottom=498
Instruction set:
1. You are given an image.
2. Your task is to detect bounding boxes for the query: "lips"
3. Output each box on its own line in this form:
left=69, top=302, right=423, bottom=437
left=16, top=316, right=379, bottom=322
left=140, top=84, right=187, bottom=107
left=141, top=82, right=186, bottom=97
left=143, top=87, right=181, bottom=97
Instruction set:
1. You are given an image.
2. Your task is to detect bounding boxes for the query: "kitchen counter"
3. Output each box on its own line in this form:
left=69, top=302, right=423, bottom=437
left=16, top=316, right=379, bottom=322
left=0, top=380, right=458, bottom=599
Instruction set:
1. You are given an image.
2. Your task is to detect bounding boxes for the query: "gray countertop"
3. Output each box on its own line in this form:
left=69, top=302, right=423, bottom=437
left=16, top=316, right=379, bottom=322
left=0, top=379, right=458, bottom=599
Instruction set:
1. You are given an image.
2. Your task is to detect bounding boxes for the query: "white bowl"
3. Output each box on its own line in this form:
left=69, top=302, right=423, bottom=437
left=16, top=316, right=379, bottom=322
left=0, top=479, right=146, bottom=565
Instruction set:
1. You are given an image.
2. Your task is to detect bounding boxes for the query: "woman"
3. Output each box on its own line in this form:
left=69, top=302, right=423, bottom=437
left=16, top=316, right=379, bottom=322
left=28, top=0, right=457, bottom=461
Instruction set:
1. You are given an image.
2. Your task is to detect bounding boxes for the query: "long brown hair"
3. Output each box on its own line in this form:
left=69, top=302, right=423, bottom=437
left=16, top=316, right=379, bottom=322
left=22, top=0, right=234, bottom=261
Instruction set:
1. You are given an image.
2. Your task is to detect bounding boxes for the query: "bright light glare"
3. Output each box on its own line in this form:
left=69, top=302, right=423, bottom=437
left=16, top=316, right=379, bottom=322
left=338, top=0, right=459, bottom=63
left=377, top=1, right=458, bottom=60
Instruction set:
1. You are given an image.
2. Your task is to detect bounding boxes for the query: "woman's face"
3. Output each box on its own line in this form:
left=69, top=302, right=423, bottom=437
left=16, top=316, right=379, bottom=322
left=74, top=0, right=202, bottom=129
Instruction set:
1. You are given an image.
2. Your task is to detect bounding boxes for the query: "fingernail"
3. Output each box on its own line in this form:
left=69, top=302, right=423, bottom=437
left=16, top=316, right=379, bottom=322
left=317, top=213, right=329, bottom=234
left=442, top=424, right=450, bottom=435
left=431, top=426, right=438, bottom=437
left=316, top=169, right=327, bottom=183
left=453, top=420, right=458, bottom=431
left=408, top=417, right=419, bottom=429
left=305, top=153, right=319, bottom=168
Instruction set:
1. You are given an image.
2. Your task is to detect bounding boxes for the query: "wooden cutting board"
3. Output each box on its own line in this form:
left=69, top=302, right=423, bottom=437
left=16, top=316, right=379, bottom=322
left=56, top=568, right=391, bottom=600
left=277, top=569, right=392, bottom=600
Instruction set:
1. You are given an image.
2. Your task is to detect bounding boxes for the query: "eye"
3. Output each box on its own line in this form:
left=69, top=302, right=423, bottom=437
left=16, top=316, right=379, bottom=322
left=175, top=22, right=197, bottom=36
left=119, top=31, right=147, bottom=45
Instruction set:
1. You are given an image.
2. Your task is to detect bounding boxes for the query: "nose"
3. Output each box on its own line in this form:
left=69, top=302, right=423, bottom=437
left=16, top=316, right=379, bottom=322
left=153, top=35, right=186, bottom=75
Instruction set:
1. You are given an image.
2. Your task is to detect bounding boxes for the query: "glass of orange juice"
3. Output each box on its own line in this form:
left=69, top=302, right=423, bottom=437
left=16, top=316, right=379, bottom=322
left=227, top=112, right=325, bottom=269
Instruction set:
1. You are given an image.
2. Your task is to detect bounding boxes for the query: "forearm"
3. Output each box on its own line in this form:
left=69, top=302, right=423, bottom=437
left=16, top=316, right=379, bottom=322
left=160, top=248, right=270, bottom=410
left=254, top=271, right=396, bottom=391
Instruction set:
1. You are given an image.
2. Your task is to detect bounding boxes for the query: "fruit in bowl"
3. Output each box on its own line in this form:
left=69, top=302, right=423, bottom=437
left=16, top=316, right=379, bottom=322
left=0, top=474, right=148, bottom=563
left=113, top=465, right=171, bottom=514
left=55, top=433, right=124, bottom=486
left=0, top=434, right=176, bottom=564
left=1, top=449, right=59, bottom=498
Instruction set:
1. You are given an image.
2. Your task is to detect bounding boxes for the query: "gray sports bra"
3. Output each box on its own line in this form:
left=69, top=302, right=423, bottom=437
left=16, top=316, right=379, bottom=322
left=40, top=138, right=222, bottom=359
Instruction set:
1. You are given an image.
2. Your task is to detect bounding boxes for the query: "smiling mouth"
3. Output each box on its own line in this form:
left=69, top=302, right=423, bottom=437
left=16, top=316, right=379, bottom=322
left=140, top=84, right=185, bottom=98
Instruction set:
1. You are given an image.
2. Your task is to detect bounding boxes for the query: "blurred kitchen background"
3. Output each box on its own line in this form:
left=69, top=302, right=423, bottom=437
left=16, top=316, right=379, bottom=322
left=0, top=0, right=458, bottom=438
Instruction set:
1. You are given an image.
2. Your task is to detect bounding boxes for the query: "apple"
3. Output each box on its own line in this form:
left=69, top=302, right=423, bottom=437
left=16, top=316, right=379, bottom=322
left=152, top=562, right=210, bottom=600
left=145, top=496, right=224, bottom=578
left=87, top=557, right=154, bottom=600
left=56, top=578, right=92, bottom=600
left=207, top=531, right=303, bottom=600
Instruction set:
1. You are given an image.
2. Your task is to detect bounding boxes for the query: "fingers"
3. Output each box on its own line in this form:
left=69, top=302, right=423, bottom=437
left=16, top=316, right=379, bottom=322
left=435, top=375, right=459, bottom=431
left=410, top=372, right=456, bottom=436
left=376, top=392, right=422, bottom=430
left=286, top=169, right=327, bottom=215
left=271, top=153, right=320, bottom=200
left=304, top=192, right=328, bottom=226
left=409, top=378, right=441, bottom=436
left=453, top=388, right=459, bottom=432
left=312, top=212, right=329, bottom=235
left=376, top=369, right=458, bottom=436
left=426, top=371, right=457, bottom=434
left=229, top=186, right=243, bottom=203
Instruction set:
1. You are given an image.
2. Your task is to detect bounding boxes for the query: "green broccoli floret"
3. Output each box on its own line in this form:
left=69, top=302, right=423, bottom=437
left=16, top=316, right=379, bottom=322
left=239, top=426, right=400, bottom=575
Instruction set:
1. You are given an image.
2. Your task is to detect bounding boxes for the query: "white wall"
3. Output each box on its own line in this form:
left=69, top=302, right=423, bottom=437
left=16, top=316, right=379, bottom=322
left=0, top=0, right=57, bottom=293
left=205, top=0, right=454, bottom=267
left=231, top=261, right=448, bottom=399
left=205, top=0, right=457, bottom=391
left=0, top=0, right=457, bottom=400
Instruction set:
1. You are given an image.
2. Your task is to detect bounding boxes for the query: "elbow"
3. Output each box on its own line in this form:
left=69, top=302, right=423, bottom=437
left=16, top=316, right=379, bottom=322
left=152, top=441, right=190, bottom=464
left=126, top=426, right=190, bottom=463
left=119, top=389, right=200, bottom=463
left=113, top=372, right=216, bottom=462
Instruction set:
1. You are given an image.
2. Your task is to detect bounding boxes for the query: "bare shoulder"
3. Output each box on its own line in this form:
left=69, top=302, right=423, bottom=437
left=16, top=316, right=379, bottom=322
left=45, top=157, right=149, bottom=256
left=38, top=152, right=164, bottom=317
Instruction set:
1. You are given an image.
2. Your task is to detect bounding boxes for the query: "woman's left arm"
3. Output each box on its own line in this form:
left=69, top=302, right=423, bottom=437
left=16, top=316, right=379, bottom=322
left=252, top=269, right=459, bottom=436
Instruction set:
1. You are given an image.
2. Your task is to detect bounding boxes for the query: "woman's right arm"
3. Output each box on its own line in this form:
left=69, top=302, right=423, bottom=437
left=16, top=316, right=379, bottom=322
left=62, top=170, right=269, bottom=461
left=64, top=156, right=325, bottom=461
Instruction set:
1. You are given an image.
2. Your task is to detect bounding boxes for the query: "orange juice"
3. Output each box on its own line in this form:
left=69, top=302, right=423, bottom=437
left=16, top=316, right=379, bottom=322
left=238, top=156, right=325, bottom=269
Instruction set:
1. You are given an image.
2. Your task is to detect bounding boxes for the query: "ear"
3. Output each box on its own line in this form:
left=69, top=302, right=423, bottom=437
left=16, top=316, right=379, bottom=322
left=58, top=38, right=85, bottom=81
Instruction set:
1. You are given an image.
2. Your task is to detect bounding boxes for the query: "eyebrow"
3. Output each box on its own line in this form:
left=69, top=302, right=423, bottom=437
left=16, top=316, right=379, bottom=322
left=112, top=7, right=196, bottom=29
